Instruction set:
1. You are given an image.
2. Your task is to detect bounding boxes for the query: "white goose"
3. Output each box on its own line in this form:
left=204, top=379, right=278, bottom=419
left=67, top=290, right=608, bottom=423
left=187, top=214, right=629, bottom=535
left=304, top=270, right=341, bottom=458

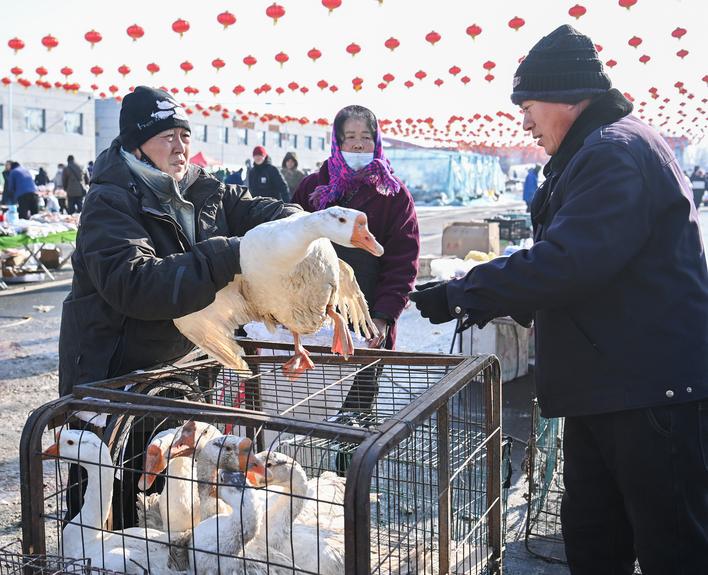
left=174, top=207, right=383, bottom=378
left=43, top=430, right=177, bottom=575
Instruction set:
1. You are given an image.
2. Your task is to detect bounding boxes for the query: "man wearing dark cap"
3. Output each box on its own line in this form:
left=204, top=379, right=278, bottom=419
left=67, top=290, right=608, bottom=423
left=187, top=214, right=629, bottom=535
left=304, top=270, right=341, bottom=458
left=247, top=144, right=290, bottom=201
left=410, top=25, right=708, bottom=574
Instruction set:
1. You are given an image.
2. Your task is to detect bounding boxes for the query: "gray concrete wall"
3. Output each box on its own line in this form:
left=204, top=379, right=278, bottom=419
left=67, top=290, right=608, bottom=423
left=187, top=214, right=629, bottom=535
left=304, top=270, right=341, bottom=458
left=0, top=85, right=95, bottom=172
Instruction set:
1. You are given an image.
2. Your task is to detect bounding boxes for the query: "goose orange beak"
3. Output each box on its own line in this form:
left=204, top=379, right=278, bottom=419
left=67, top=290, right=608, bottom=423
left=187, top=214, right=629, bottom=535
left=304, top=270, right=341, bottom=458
left=42, top=443, right=59, bottom=459
left=138, top=444, right=165, bottom=491
left=237, top=438, right=271, bottom=485
left=350, top=214, right=384, bottom=257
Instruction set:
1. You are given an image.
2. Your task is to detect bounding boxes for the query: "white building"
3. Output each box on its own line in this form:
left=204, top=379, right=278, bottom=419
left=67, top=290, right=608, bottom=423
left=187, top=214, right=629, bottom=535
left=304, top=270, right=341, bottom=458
left=0, top=84, right=95, bottom=171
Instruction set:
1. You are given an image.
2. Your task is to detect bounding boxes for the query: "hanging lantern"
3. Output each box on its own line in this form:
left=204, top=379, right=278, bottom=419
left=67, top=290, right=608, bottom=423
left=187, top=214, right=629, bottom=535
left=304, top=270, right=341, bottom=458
left=628, top=36, right=642, bottom=48
left=212, top=58, right=226, bottom=72
left=180, top=61, right=194, bottom=74
left=276, top=86, right=285, bottom=95
left=378, top=82, right=387, bottom=91
left=243, top=55, right=257, bottom=69
left=307, top=48, right=322, bottom=62
left=275, top=51, right=289, bottom=67
left=671, top=27, right=687, bottom=40
left=317, top=79, right=328, bottom=90
left=118, top=65, right=131, bottom=77
left=209, top=85, right=220, bottom=96
left=126, top=24, right=144, bottom=41
left=482, top=61, right=496, bottom=71
left=383, top=73, right=395, bottom=83
left=322, top=0, right=342, bottom=13
left=606, top=59, right=617, bottom=68
left=266, top=3, right=285, bottom=25
left=41, top=34, right=59, bottom=51
left=508, top=17, right=525, bottom=31
left=90, top=83, right=98, bottom=91
left=484, top=74, right=495, bottom=82
left=108, top=85, right=119, bottom=95
left=346, top=43, right=361, bottom=57
left=217, top=11, right=237, bottom=30
left=146, top=62, right=160, bottom=75
left=329, top=85, right=338, bottom=93
left=595, top=44, right=603, bottom=53
left=676, top=49, right=688, bottom=59
left=434, top=78, right=444, bottom=87
left=84, top=29, right=102, bottom=48
left=288, top=81, right=299, bottom=91
left=233, top=85, right=245, bottom=96
left=466, top=24, right=482, bottom=40
left=618, top=0, right=637, bottom=9
left=60, top=66, right=73, bottom=78
left=638, top=54, right=651, bottom=64
left=10, top=67, right=23, bottom=77
left=384, top=37, right=400, bottom=51
left=172, top=18, right=190, bottom=37
left=414, top=70, right=427, bottom=80
left=568, top=4, right=586, bottom=19
left=449, top=65, right=461, bottom=76
left=90, top=65, right=103, bottom=77
left=461, top=76, right=471, bottom=85
left=352, top=77, right=364, bottom=91
left=8, top=37, right=25, bottom=54
left=425, top=31, right=441, bottom=46
left=170, top=87, right=178, bottom=94
left=403, top=80, right=413, bottom=88
left=1, top=77, right=11, bottom=86
left=35, top=66, right=48, bottom=77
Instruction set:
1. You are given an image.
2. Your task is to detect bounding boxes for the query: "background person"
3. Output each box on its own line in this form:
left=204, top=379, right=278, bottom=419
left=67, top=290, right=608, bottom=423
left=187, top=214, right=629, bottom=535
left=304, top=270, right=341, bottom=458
left=523, top=164, right=541, bottom=211
left=7, top=161, right=40, bottom=219
left=280, top=151, right=305, bottom=198
left=62, top=154, right=90, bottom=214
left=410, top=25, right=708, bottom=575
left=247, top=145, right=289, bottom=202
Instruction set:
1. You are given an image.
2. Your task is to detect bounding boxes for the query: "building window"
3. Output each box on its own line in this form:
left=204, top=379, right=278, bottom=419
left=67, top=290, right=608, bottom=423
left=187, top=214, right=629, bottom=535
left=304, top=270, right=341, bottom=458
left=235, top=128, right=248, bottom=146
left=278, top=133, right=287, bottom=148
left=0, top=104, right=3, bottom=130
left=256, top=130, right=266, bottom=146
left=220, top=126, right=229, bottom=144
left=194, top=125, right=207, bottom=142
left=64, top=112, right=83, bottom=135
left=25, top=108, right=46, bottom=132
left=291, top=134, right=298, bottom=149
left=318, top=137, right=326, bottom=151
left=304, top=135, right=312, bottom=150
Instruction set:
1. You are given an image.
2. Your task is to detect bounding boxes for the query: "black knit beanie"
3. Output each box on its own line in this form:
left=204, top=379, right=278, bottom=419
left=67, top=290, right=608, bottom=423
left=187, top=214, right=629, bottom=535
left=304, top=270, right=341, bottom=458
left=119, top=86, right=191, bottom=151
left=511, top=25, right=611, bottom=105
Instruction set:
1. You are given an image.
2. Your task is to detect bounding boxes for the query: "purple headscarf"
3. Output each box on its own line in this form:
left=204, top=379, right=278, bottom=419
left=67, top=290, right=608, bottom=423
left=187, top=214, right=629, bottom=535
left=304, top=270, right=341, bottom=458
left=310, top=121, right=401, bottom=210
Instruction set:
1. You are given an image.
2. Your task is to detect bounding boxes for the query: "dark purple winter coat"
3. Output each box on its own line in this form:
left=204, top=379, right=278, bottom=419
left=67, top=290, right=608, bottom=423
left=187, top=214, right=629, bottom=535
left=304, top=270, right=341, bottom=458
left=292, top=161, right=420, bottom=348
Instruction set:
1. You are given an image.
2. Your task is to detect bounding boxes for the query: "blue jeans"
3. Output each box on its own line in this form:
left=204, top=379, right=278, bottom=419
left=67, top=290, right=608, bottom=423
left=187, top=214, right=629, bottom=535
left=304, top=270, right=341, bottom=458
left=562, top=401, right=708, bottom=575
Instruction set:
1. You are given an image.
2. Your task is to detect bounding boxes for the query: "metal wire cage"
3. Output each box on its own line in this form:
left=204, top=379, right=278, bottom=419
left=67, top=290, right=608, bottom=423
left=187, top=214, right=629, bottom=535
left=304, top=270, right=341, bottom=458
left=21, top=340, right=503, bottom=575
left=0, top=539, right=123, bottom=574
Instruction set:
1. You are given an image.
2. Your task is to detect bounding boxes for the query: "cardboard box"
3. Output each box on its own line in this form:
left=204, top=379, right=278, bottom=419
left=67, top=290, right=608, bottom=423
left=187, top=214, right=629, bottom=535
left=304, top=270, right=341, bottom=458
left=442, top=221, right=500, bottom=258
left=39, top=247, right=62, bottom=269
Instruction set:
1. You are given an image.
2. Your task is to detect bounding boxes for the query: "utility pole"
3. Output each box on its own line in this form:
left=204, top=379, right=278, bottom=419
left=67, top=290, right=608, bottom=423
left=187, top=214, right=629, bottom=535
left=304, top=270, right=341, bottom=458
left=8, top=82, right=14, bottom=159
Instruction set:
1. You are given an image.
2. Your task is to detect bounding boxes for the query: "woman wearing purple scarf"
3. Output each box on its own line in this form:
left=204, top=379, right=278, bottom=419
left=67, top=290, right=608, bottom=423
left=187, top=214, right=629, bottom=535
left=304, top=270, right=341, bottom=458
left=292, top=105, right=420, bottom=411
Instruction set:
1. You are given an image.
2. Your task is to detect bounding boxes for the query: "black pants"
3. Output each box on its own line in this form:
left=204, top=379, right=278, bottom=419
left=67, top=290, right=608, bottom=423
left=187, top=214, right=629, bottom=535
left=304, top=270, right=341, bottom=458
left=67, top=195, right=83, bottom=215
left=17, top=193, right=39, bottom=219
left=562, top=401, right=708, bottom=575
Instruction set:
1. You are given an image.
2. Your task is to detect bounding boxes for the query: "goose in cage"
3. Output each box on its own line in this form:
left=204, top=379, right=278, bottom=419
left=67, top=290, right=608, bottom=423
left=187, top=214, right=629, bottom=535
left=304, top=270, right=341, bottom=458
left=174, top=206, right=382, bottom=378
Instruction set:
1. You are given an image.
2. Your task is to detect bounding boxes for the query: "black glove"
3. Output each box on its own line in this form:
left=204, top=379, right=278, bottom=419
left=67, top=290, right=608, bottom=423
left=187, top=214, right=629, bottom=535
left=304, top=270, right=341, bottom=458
left=408, top=280, right=455, bottom=324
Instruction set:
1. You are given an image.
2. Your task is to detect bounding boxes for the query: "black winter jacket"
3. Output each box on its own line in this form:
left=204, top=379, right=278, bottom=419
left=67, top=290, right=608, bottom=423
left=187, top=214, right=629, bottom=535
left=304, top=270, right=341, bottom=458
left=58, top=139, right=300, bottom=396
left=247, top=158, right=289, bottom=202
left=446, top=91, right=708, bottom=417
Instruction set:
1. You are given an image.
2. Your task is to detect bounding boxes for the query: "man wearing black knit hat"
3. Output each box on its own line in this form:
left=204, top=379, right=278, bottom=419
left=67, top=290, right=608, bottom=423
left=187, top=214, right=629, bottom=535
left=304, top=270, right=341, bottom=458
left=411, top=25, right=708, bottom=574
left=58, top=86, right=301, bottom=527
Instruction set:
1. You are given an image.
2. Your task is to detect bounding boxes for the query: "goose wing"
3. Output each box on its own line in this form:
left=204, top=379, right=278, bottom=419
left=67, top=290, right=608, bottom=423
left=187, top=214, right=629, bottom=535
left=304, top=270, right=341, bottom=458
left=336, top=259, right=378, bottom=340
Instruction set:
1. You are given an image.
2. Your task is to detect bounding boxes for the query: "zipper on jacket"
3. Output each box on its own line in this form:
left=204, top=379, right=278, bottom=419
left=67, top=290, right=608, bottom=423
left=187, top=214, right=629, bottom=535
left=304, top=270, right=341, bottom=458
left=141, top=207, right=190, bottom=252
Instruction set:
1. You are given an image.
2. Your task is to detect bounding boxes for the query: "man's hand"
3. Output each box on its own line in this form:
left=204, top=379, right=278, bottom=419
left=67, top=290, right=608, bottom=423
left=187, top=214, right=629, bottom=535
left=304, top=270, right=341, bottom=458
left=367, top=318, right=389, bottom=348
left=408, top=280, right=455, bottom=324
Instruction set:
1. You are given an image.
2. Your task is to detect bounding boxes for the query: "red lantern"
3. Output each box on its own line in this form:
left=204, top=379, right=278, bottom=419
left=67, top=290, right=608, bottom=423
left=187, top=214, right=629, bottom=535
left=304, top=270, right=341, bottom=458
left=317, top=79, right=328, bottom=90
left=329, top=85, right=338, bottom=93
left=383, top=73, right=395, bottom=83
left=485, top=74, right=495, bottom=83
left=404, top=80, right=414, bottom=88
left=217, top=11, right=236, bottom=30
left=307, top=48, right=322, bottom=62
left=90, top=65, right=103, bottom=77
left=118, top=65, right=130, bottom=77
left=146, top=62, right=160, bottom=75
left=90, top=83, right=98, bottom=91
left=170, top=87, right=179, bottom=94
left=414, top=70, right=427, bottom=80
left=276, top=87, right=285, bottom=95
left=35, top=66, right=48, bottom=77
left=384, top=37, right=400, bottom=51
left=275, top=52, right=289, bottom=67
left=212, top=58, right=226, bottom=72
left=628, top=36, right=642, bottom=48
left=425, top=31, right=441, bottom=46
left=346, top=43, right=361, bottom=57
left=266, top=3, right=285, bottom=25
left=60, top=66, right=73, bottom=78
left=568, top=4, right=586, bottom=19
left=618, top=0, right=637, bottom=9
left=466, top=24, right=482, bottom=40
left=449, top=65, right=461, bottom=76
left=352, top=77, right=364, bottom=91
left=508, top=17, right=525, bottom=31
left=180, top=61, right=194, bottom=74
left=671, top=27, right=687, bottom=40
left=243, top=55, right=257, bottom=69
left=322, top=0, right=341, bottom=13
left=233, top=85, right=245, bottom=96
left=126, top=24, right=144, bottom=41
left=595, top=44, right=603, bottom=53
left=209, top=85, right=220, bottom=96
left=41, top=34, right=59, bottom=51
left=288, top=81, right=299, bottom=91
left=434, top=78, right=444, bottom=87
left=378, top=82, right=387, bottom=91
left=606, top=59, right=618, bottom=68
left=8, top=37, right=25, bottom=54
left=84, top=29, right=102, bottom=48
left=108, top=85, right=119, bottom=95
left=10, top=67, right=23, bottom=77
left=172, top=18, right=190, bottom=37
left=301, top=87, right=309, bottom=95
left=482, top=61, right=496, bottom=71
left=638, top=54, right=651, bottom=64
left=1, top=77, right=11, bottom=86
left=676, top=49, right=688, bottom=59
left=461, top=76, right=471, bottom=85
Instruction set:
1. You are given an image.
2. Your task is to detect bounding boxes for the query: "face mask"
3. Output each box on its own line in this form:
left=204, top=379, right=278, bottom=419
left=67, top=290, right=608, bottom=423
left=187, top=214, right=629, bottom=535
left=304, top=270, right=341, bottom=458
left=342, top=151, right=374, bottom=171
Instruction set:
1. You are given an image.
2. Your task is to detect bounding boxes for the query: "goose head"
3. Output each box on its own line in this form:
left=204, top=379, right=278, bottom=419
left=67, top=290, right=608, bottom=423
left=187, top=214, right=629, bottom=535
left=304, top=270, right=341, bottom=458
left=199, top=436, right=270, bottom=485
left=313, top=207, right=384, bottom=257
left=168, top=420, right=222, bottom=458
left=42, top=429, right=111, bottom=467
left=250, top=450, right=306, bottom=491
left=137, top=428, right=180, bottom=492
